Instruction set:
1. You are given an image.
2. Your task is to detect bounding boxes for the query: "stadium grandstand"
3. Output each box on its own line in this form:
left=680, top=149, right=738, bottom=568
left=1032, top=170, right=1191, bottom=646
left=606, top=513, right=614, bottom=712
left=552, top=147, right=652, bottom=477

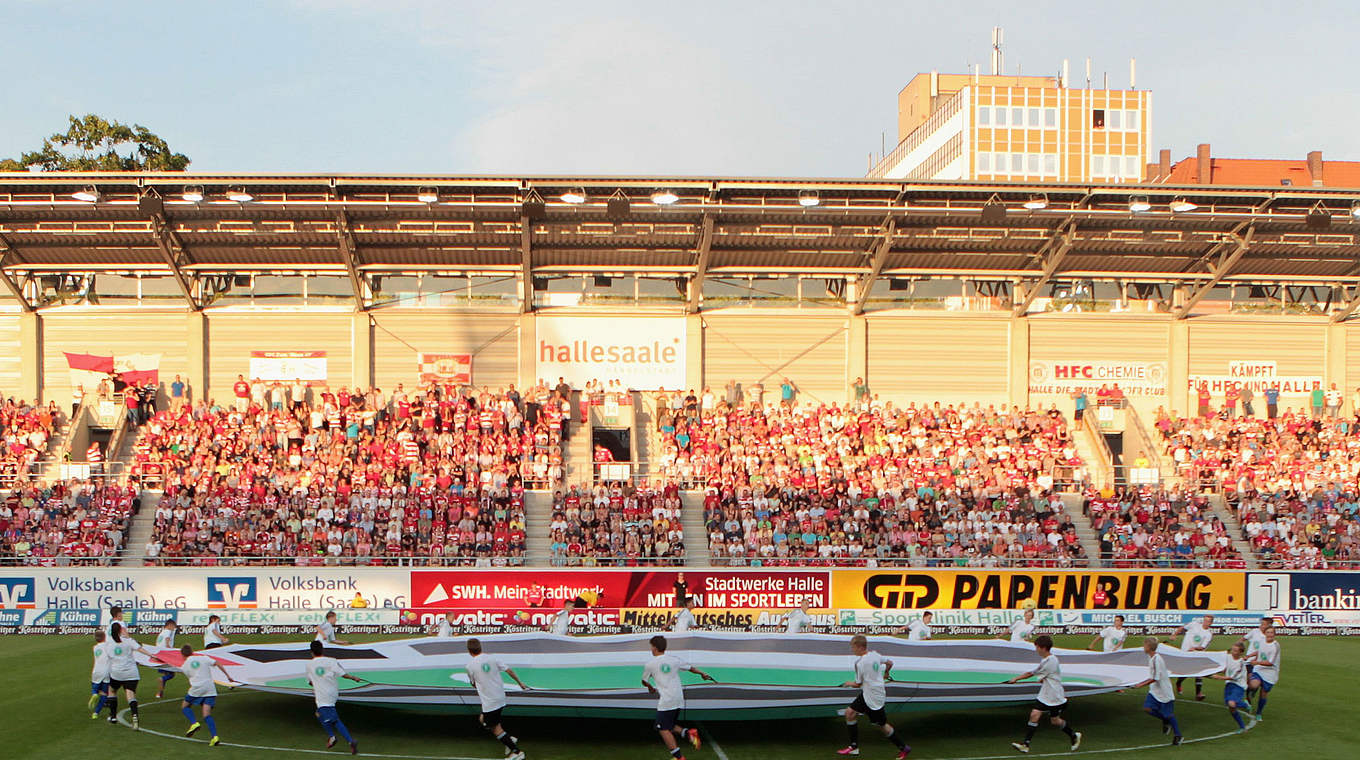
left=1, top=173, right=1359, bottom=570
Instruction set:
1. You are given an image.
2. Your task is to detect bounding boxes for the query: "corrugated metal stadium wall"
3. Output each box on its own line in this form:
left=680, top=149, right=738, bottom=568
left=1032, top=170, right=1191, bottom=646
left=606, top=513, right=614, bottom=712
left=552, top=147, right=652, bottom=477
left=371, top=312, right=519, bottom=390
left=1028, top=317, right=1170, bottom=419
left=702, top=312, right=848, bottom=404
left=1188, top=319, right=1327, bottom=413
left=39, top=311, right=191, bottom=406
left=866, top=315, right=1010, bottom=406
left=207, top=312, right=353, bottom=397
left=0, top=314, right=21, bottom=400
left=1347, top=326, right=1360, bottom=398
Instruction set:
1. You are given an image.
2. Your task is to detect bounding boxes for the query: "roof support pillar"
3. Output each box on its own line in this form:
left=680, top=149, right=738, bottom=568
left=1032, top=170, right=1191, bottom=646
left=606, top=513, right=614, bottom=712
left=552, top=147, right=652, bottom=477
left=520, top=214, right=533, bottom=313
left=1175, top=226, right=1255, bottom=319
left=334, top=210, right=367, bottom=312
left=1331, top=285, right=1360, bottom=323
left=852, top=217, right=897, bottom=315
left=1012, top=220, right=1077, bottom=317
left=140, top=193, right=200, bottom=311
left=0, top=231, right=35, bottom=311
left=686, top=215, right=715, bottom=313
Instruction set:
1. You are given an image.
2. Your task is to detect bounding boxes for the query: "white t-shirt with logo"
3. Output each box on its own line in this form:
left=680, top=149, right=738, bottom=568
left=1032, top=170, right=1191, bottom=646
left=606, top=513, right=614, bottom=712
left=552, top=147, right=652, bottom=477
left=551, top=610, right=570, bottom=636
left=643, top=654, right=691, bottom=711
left=1243, top=628, right=1268, bottom=659
left=1223, top=656, right=1248, bottom=689
left=854, top=650, right=890, bottom=710
left=908, top=620, right=932, bottom=641
left=1035, top=654, right=1065, bottom=706
left=1181, top=621, right=1212, bottom=651
left=436, top=618, right=454, bottom=637
left=785, top=609, right=811, bottom=634
left=155, top=628, right=177, bottom=650
left=1254, top=640, right=1281, bottom=683
left=316, top=620, right=337, bottom=643
left=91, top=641, right=111, bottom=683
left=673, top=609, right=695, bottom=632
left=108, top=636, right=141, bottom=681
left=1146, top=652, right=1173, bottom=703
left=306, top=656, right=347, bottom=707
left=1010, top=619, right=1036, bottom=642
left=204, top=622, right=227, bottom=647
left=1099, top=625, right=1127, bottom=652
left=467, top=653, right=510, bottom=712
left=182, top=654, right=218, bottom=698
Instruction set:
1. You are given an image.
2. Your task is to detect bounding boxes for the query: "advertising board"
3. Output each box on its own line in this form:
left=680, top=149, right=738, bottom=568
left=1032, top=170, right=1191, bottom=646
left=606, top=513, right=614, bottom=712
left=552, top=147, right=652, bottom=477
left=830, top=569, right=1244, bottom=610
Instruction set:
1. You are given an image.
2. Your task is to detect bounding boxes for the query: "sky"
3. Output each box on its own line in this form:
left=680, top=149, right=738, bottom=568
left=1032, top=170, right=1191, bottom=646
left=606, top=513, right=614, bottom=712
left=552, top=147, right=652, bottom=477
left=2, top=0, right=1357, bottom=177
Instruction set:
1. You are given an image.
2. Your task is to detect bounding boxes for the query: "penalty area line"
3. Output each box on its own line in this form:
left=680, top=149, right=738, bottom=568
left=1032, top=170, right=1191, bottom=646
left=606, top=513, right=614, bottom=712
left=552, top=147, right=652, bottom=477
left=117, top=697, right=503, bottom=760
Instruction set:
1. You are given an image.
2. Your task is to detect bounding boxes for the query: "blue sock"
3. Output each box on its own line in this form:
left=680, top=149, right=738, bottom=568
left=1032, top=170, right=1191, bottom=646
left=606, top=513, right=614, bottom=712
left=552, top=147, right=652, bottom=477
left=317, top=714, right=335, bottom=738
left=332, top=719, right=355, bottom=744
left=182, top=706, right=195, bottom=723
left=1167, top=716, right=1181, bottom=737
left=1230, top=708, right=1245, bottom=729
left=204, top=715, right=217, bottom=737
left=1255, top=695, right=1267, bottom=715
left=94, top=695, right=106, bottom=713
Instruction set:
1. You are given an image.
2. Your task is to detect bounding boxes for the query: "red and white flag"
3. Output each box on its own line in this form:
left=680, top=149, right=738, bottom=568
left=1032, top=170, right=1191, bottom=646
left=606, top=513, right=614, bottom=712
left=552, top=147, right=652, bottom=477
left=87, top=442, right=102, bottom=463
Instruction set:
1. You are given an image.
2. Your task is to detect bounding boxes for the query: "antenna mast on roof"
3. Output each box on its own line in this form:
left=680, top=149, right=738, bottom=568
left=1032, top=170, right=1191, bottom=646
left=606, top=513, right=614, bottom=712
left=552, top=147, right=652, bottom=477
left=991, top=27, right=1004, bottom=75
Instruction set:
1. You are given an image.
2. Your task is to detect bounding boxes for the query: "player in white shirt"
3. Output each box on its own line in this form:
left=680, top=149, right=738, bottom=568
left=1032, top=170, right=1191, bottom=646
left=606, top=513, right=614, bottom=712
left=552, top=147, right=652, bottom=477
left=465, top=638, right=530, bottom=760
left=837, top=634, right=911, bottom=758
left=154, top=619, right=179, bottom=698
left=1172, top=614, right=1214, bottom=700
left=1004, top=634, right=1082, bottom=754
left=641, top=635, right=716, bottom=760
left=673, top=597, right=697, bottom=633
left=429, top=612, right=456, bottom=638
left=173, top=643, right=239, bottom=746
left=106, top=622, right=155, bottom=729
left=203, top=615, right=230, bottom=649
left=785, top=599, right=813, bottom=634
left=893, top=611, right=933, bottom=641
left=1130, top=636, right=1182, bottom=745
left=1087, top=615, right=1127, bottom=652
left=89, top=630, right=112, bottom=718
left=1239, top=616, right=1271, bottom=702
left=103, top=605, right=126, bottom=639
left=1005, top=609, right=1037, bottom=643
left=315, top=611, right=352, bottom=645
left=1207, top=642, right=1250, bottom=731
left=306, top=640, right=366, bottom=753
left=1248, top=626, right=1280, bottom=719
left=546, top=599, right=573, bottom=636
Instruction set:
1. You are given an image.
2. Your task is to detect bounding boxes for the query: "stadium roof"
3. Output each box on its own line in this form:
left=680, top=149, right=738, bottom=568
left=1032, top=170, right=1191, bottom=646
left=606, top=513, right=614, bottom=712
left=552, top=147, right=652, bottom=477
left=3, top=172, right=1360, bottom=316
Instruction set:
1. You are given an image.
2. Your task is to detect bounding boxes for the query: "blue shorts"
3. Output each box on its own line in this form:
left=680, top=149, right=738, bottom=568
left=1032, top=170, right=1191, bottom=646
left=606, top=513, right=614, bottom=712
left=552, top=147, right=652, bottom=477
left=158, top=669, right=177, bottom=679
left=316, top=706, right=342, bottom=724
left=1223, top=684, right=1245, bottom=706
left=1143, top=693, right=1175, bottom=719
left=91, top=681, right=108, bottom=694
left=1251, top=674, right=1274, bottom=692
left=184, top=695, right=216, bottom=707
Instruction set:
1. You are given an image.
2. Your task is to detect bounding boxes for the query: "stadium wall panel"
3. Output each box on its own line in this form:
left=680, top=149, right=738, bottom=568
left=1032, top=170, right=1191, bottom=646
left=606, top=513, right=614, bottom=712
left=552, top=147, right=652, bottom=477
left=865, top=314, right=1009, bottom=405
left=1028, top=316, right=1170, bottom=418
left=1345, top=325, right=1360, bottom=395
left=38, top=311, right=191, bottom=405
left=207, top=311, right=354, bottom=396
left=371, top=311, right=519, bottom=390
left=1187, top=318, right=1326, bottom=412
left=701, top=312, right=848, bottom=404
left=0, top=313, right=21, bottom=399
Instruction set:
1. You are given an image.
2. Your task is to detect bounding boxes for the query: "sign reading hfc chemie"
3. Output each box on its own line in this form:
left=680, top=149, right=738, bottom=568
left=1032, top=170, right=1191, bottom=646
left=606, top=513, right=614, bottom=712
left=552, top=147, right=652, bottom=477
left=534, top=316, right=686, bottom=390
left=1028, top=361, right=1168, bottom=397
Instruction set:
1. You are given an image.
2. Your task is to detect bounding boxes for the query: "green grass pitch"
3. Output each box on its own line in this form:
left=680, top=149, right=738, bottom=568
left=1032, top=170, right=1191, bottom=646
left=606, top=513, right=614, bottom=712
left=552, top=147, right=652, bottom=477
left=4, top=633, right=1357, bottom=760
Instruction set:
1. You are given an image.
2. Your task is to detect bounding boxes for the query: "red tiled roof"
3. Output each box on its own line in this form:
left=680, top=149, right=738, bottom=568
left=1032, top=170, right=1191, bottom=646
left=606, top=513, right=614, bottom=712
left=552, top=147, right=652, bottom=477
left=1165, top=157, right=1360, bottom=188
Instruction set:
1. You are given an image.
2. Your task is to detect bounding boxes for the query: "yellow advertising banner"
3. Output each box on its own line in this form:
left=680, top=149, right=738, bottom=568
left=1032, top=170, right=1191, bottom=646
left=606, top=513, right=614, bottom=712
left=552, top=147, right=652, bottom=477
left=831, top=569, right=1245, bottom=610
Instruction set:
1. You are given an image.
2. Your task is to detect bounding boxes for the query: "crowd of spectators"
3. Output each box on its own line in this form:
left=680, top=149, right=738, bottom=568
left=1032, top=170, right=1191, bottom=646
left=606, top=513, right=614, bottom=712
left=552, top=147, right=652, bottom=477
left=1232, top=489, right=1360, bottom=568
left=0, top=480, right=136, bottom=565
left=131, top=380, right=565, bottom=564
left=648, top=390, right=1085, bottom=566
left=1084, top=485, right=1245, bottom=569
left=0, top=399, right=60, bottom=485
left=546, top=482, right=684, bottom=566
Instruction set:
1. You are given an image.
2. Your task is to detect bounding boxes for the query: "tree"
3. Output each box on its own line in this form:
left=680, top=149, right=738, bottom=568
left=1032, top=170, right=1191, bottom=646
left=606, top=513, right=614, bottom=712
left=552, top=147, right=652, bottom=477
left=0, top=114, right=189, bottom=171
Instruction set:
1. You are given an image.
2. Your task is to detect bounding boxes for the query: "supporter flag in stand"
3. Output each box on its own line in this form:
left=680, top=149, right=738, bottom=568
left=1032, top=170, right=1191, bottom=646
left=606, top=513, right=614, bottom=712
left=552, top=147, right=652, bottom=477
left=65, top=351, right=114, bottom=394
left=87, top=442, right=102, bottom=463
left=114, top=353, right=161, bottom=386
left=402, top=438, right=420, bottom=462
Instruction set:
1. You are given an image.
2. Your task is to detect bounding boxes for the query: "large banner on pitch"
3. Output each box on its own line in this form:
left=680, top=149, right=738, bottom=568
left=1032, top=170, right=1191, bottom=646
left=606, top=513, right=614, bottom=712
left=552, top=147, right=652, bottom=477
left=831, top=569, right=1243, bottom=610
left=411, top=569, right=830, bottom=609
left=534, top=316, right=686, bottom=389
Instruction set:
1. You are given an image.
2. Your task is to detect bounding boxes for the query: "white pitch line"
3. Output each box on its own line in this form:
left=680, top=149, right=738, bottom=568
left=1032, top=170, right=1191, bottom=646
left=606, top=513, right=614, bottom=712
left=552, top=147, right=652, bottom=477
left=116, top=697, right=502, bottom=760
left=699, top=722, right=731, bottom=760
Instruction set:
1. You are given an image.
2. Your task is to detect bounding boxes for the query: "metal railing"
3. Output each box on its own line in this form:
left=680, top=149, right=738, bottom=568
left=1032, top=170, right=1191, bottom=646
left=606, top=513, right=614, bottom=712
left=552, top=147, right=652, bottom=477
left=1079, top=411, right=1116, bottom=489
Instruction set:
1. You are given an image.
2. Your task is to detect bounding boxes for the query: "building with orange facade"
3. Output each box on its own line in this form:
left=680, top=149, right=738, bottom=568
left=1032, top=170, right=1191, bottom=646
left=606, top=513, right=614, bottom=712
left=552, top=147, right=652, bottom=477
left=868, top=71, right=1151, bottom=184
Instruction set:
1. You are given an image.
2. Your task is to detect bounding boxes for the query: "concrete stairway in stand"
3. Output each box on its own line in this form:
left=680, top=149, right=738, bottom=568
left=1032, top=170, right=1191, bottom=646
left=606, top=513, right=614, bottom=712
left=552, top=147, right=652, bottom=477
left=523, top=491, right=555, bottom=565
left=120, top=491, right=161, bottom=566
left=679, top=491, right=710, bottom=567
left=1206, top=492, right=1259, bottom=570
left=1059, top=493, right=1102, bottom=568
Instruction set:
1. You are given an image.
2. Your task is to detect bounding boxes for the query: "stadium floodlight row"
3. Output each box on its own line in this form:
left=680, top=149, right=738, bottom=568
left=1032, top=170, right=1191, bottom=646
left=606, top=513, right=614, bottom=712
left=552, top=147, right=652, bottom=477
left=2, top=173, right=1360, bottom=316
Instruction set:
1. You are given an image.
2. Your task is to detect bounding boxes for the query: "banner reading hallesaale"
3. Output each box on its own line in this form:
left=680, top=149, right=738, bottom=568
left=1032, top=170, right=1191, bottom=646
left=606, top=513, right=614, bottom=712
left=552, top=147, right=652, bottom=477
left=534, top=316, right=687, bottom=389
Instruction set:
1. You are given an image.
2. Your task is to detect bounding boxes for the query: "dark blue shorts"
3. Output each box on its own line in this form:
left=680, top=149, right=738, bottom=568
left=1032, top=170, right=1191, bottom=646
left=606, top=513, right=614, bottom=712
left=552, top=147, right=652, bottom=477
left=91, top=681, right=108, bottom=694
left=1143, top=693, right=1175, bottom=719
left=316, top=705, right=342, bottom=724
left=1224, top=684, right=1246, bottom=705
left=1251, top=674, right=1274, bottom=692
left=184, top=695, right=216, bottom=707
left=654, top=708, right=680, bottom=732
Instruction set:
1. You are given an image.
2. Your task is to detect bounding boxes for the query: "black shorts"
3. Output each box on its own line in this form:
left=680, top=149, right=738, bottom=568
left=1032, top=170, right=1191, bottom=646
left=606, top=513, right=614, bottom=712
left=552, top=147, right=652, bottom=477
left=849, top=694, right=887, bottom=725
left=654, top=708, right=681, bottom=732
left=1033, top=700, right=1067, bottom=717
left=480, top=708, right=503, bottom=727
left=204, top=642, right=223, bottom=649
left=109, top=678, right=140, bottom=692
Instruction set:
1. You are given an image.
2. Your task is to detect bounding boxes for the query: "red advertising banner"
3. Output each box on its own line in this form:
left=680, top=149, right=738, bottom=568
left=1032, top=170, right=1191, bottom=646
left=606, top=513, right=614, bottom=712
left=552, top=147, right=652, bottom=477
left=418, top=353, right=472, bottom=385
left=410, top=569, right=831, bottom=610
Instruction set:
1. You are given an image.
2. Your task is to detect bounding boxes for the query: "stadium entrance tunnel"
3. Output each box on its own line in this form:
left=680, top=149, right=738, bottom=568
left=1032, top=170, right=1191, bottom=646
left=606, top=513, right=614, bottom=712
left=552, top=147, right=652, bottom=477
left=593, top=427, right=632, bottom=462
